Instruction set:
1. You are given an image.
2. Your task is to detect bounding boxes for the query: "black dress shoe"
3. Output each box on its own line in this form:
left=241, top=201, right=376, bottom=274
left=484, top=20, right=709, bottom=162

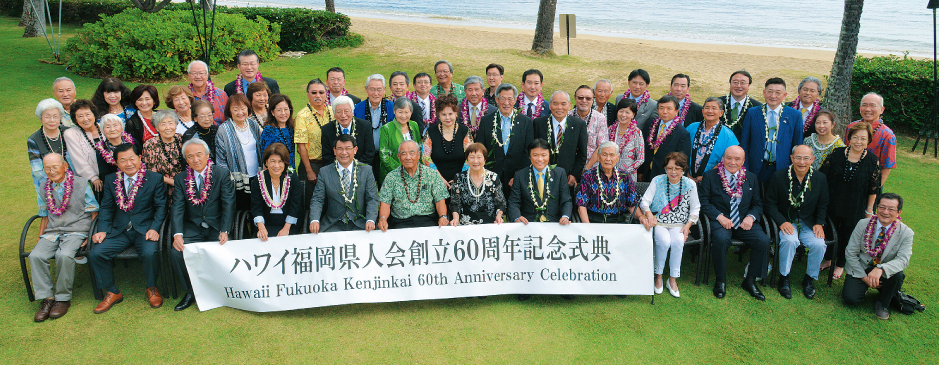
left=741, top=278, right=765, bottom=301
left=517, top=294, right=531, bottom=302
left=802, top=275, right=816, bottom=299
left=174, top=293, right=195, bottom=311
left=713, top=282, right=726, bottom=299
left=778, top=275, right=792, bottom=299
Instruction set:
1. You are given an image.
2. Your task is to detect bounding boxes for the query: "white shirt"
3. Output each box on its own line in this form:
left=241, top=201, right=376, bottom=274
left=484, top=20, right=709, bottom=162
left=124, top=171, right=141, bottom=191
left=236, top=128, right=259, bottom=175
left=176, top=120, right=195, bottom=135
left=524, top=95, right=539, bottom=109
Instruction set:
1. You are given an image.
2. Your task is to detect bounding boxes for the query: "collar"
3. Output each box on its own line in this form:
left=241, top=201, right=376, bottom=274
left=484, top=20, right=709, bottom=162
left=766, top=104, right=783, bottom=115
left=471, top=101, right=483, bottom=110
left=369, top=101, right=382, bottom=110
left=196, top=166, right=209, bottom=177
left=500, top=110, right=514, bottom=119
left=338, top=160, right=354, bottom=171
left=339, top=119, right=353, bottom=129
left=524, top=95, right=538, bottom=105
left=552, top=116, right=567, bottom=128
left=723, top=168, right=741, bottom=181
left=731, top=95, right=747, bottom=104
left=532, top=165, right=548, bottom=176
left=125, top=171, right=141, bottom=181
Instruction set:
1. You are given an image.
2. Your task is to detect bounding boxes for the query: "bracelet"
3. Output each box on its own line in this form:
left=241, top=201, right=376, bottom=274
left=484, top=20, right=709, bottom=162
left=866, top=209, right=874, bottom=215
left=379, top=216, right=387, bottom=220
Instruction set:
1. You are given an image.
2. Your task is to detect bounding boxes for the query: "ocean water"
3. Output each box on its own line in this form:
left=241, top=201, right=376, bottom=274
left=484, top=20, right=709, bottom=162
left=225, top=0, right=935, bottom=57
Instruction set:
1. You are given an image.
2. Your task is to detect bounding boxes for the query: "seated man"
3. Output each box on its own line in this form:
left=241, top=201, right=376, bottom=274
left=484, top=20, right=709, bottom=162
left=843, top=193, right=913, bottom=320
left=223, top=49, right=280, bottom=96
left=765, top=145, right=829, bottom=299
left=311, top=135, right=380, bottom=233
left=170, top=139, right=235, bottom=311
left=88, top=144, right=167, bottom=313
left=508, top=139, right=573, bottom=225
left=29, top=153, right=98, bottom=322
left=377, top=140, right=450, bottom=230
left=699, top=146, right=770, bottom=301
left=320, top=96, right=375, bottom=166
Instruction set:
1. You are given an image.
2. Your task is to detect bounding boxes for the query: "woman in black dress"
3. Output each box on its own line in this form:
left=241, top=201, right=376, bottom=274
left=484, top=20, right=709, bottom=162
left=182, top=100, right=219, bottom=161
left=421, top=95, right=471, bottom=186
left=449, top=143, right=506, bottom=225
left=250, top=143, right=302, bottom=240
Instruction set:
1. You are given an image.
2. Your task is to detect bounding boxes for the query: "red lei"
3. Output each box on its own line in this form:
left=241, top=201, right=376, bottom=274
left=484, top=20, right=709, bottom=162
left=460, top=97, right=489, bottom=135
left=790, top=98, right=821, bottom=132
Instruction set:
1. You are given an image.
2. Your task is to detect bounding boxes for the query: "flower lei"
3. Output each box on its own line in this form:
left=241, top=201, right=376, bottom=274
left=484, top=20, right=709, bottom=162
left=609, top=119, right=638, bottom=154
left=258, top=171, right=290, bottom=209
left=863, top=216, right=901, bottom=260
left=596, top=167, right=621, bottom=207
left=460, top=97, right=489, bottom=135
left=669, top=93, right=692, bottom=121
left=646, top=117, right=681, bottom=151
left=791, top=98, right=821, bottom=132
left=189, top=79, right=218, bottom=104
left=717, top=161, right=746, bottom=199
left=517, top=93, right=545, bottom=119
left=185, top=160, right=213, bottom=205
left=491, top=110, right=517, bottom=149
left=114, top=165, right=147, bottom=212
left=336, top=118, right=356, bottom=140
left=724, top=94, right=750, bottom=129
left=623, top=90, right=651, bottom=109
left=235, top=71, right=264, bottom=95
left=326, top=88, right=349, bottom=106
left=546, top=117, right=565, bottom=155
left=763, top=104, right=780, bottom=148
left=95, top=132, right=136, bottom=165
left=45, top=170, right=74, bottom=216
left=787, top=166, right=813, bottom=208
left=407, top=92, right=436, bottom=125
left=528, top=166, right=553, bottom=221
left=337, top=161, right=360, bottom=204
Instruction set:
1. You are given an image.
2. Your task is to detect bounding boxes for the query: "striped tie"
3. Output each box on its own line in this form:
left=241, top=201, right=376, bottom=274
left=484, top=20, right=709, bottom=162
left=729, top=174, right=741, bottom=227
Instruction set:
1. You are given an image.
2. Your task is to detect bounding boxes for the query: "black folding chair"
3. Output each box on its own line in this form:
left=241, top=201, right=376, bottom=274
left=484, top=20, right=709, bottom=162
left=701, top=213, right=774, bottom=284
left=631, top=182, right=709, bottom=286
left=19, top=215, right=99, bottom=302
left=766, top=216, right=839, bottom=287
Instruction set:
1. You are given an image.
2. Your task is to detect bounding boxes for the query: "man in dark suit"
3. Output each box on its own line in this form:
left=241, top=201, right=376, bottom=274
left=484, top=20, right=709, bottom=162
left=638, top=95, right=692, bottom=182
left=223, top=49, right=280, bottom=96
left=326, top=67, right=362, bottom=106
left=668, top=74, right=704, bottom=127
left=170, top=138, right=235, bottom=311
left=741, top=77, right=804, bottom=183
left=321, top=96, right=375, bottom=166
left=765, top=145, right=829, bottom=300
left=388, top=71, right=425, bottom=130
left=508, top=139, right=572, bottom=225
left=458, top=76, right=498, bottom=140
left=477, top=83, right=535, bottom=198
left=532, top=91, right=588, bottom=190
left=718, top=70, right=762, bottom=139
left=699, top=146, right=770, bottom=301
left=88, top=144, right=167, bottom=313
left=310, top=135, right=380, bottom=233
left=515, top=69, right=550, bottom=119
left=594, top=79, right=617, bottom=126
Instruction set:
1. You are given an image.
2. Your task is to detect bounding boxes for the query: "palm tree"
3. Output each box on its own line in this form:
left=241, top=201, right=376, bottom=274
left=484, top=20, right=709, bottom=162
left=823, top=0, right=865, bottom=130
left=531, top=0, right=557, bottom=54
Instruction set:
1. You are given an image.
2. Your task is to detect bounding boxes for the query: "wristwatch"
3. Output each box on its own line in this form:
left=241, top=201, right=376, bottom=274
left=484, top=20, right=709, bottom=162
left=875, top=264, right=884, bottom=269
left=439, top=215, right=447, bottom=220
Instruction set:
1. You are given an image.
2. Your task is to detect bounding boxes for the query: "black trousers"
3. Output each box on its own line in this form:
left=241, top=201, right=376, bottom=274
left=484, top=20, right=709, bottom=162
left=88, top=229, right=160, bottom=294
left=842, top=269, right=904, bottom=307
left=170, top=223, right=220, bottom=295
left=586, top=210, right=629, bottom=224
left=389, top=213, right=437, bottom=229
left=710, top=223, right=770, bottom=283
left=826, top=215, right=859, bottom=267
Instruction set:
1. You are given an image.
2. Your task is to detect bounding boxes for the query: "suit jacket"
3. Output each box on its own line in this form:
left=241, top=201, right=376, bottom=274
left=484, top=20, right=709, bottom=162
left=698, top=168, right=762, bottom=225
left=406, top=98, right=426, bottom=131
left=532, top=115, right=589, bottom=181
left=353, top=100, right=396, bottom=129
left=601, top=101, right=617, bottom=126
left=508, top=166, right=572, bottom=222
left=223, top=77, right=280, bottom=96
left=310, top=162, right=379, bottom=231
left=765, top=168, right=828, bottom=228
left=343, top=93, right=362, bottom=106
left=740, top=105, right=804, bottom=178
left=639, top=119, right=692, bottom=180
left=718, top=95, right=762, bottom=140
left=123, top=111, right=147, bottom=153
left=319, top=118, right=376, bottom=165
left=682, top=101, right=704, bottom=127
left=476, top=111, right=535, bottom=185
left=616, top=94, right=658, bottom=131
left=172, top=164, right=236, bottom=237
left=98, top=170, right=166, bottom=236
left=249, top=172, right=302, bottom=229
left=845, top=218, right=914, bottom=279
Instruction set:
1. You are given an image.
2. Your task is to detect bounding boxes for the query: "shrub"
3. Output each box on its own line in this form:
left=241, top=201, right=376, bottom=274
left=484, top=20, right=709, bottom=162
left=65, top=9, right=280, bottom=81
left=852, top=55, right=934, bottom=134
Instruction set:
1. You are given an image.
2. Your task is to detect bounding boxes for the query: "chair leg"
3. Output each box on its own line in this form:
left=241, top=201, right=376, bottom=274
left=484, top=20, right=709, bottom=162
left=20, top=256, right=35, bottom=302
left=769, top=239, right=779, bottom=288
left=694, top=240, right=704, bottom=286
left=827, top=241, right=837, bottom=288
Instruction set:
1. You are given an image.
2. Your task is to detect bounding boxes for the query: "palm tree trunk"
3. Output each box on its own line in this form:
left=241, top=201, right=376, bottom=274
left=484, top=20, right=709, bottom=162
left=22, top=0, right=46, bottom=38
left=531, top=0, right=557, bottom=54
left=326, top=0, right=336, bottom=13
left=823, top=0, right=864, bottom=131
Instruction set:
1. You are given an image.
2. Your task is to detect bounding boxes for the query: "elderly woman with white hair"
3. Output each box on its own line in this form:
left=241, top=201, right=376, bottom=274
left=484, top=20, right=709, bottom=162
left=141, top=109, right=184, bottom=193
left=575, top=141, right=640, bottom=224
left=28, top=98, right=72, bottom=215
left=94, top=113, right=137, bottom=182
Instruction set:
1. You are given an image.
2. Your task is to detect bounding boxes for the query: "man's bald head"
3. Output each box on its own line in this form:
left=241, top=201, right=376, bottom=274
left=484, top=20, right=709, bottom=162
left=42, top=153, right=69, bottom=183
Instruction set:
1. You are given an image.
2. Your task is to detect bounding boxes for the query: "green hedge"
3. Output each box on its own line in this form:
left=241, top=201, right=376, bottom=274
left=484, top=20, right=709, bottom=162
left=65, top=9, right=280, bottom=81
left=852, top=55, right=934, bottom=134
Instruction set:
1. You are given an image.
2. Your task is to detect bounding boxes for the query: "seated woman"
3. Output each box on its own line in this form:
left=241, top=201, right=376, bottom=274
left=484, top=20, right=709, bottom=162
left=259, top=94, right=296, bottom=170
left=63, top=99, right=104, bottom=193
left=586, top=98, right=644, bottom=182
left=251, top=143, right=302, bottom=240
left=247, top=81, right=271, bottom=125
left=91, top=77, right=131, bottom=123
left=164, top=85, right=196, bottom=135
left=685, top=97, right=739, bottom=182
left=141, top=110, right=184, bottom=195
left=378, top=97, right=422, bottom=184
left=639, top=152, right=700, bottom=298
left=215, top=94, right=262, bottom=210
left=576, top=141, right=640, bottom=224
left=422, top=94, right=472, bottom=185
left=803, top=108, right=844, bottom=171
left=94, top=113, right=136, bottom=182
left=28, top=98, right=70, bottom=215
left=182, top=100, right=219, bottom=160
left=124, top=84, right=160, bottom=152
left=449, top=143, right=505, bottom=225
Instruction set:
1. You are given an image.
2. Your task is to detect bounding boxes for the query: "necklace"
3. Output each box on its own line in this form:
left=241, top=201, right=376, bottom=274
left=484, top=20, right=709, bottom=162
left=407, top=92, right=436, bottom=126
left=842, top=147, right=867, bottom=182
left=196, top=124, right=213, bottom=137
left=190, top=79, right=218, bottom=104
left=309, top=104, right=334, bottom=128
left=185, top=160, right=213, bottom=205
left=763, top=104, right=780, bottom=148
left=692, top=121, right=722, bottom=170
left=95, top=133, right=135, bottom=165
left=787, top=166, right=813, bottom=208
left=528, top=166, right=552, bottom=221
left=491, top=110, right=517, bottom=149
left=41, top=128, right=66, bottom=156
left=114, top=165, right=147, bottom=212
left=609, top=120, right=638, bottom=154
left=235, top=72, right=263, bottom=95
left=257, top=171, right=290, bottom=209
left=623, top=90, right=651, bottom=109
left=791, top=99, right=821, bottom=132
left=465, top=171, right=487, bottom=203
left=80, top=125, right=102, bottom=150
left=336, top=119, right=356, bottom=140
left=365, top=99, right=389, bottom=130
left=669, top=93, right=692, bottom=121
left=546, top=117, right=565, bottom=155
left=336, top=161, right=359, bottom=206
left=460, top=97, right=489, bottom=135
left=438, top=123, right=458, bottom=155
left=596, top=167, right=621, bottom=207
left=517, top=93, right=545, bottom=119
left=401, top=165, right=424, bottom=203
left=724, top=94, right=750, bottom=129
left=863, top=216, right=901, bottom=260
left=661, top=176, right=685, bottom=215
left=326, top=88, right=348, bottom=106
left=45, top=170, right=74, bottom=216
left=647, top=117, right=679, bottom=151
left=717, top=161, right=746, bottom=199
left=232, top=119, right=249, bottom=132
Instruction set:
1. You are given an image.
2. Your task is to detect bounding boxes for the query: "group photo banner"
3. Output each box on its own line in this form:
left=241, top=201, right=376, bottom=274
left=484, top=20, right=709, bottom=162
left=183, top=223, right=653, bottom=312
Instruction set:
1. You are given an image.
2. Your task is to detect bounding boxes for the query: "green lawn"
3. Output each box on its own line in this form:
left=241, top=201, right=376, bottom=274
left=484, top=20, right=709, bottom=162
left=1, top=16, right=937, bottom=363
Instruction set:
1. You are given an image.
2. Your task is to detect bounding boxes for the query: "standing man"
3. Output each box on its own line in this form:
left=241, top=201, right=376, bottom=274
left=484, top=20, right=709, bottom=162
left=718, top=70, right=762, bottom=139
left=845, top=92, right=896, bottom=187
left=223, top=49, right=280, bottom=96
left=310, top=135, right=380, bottom=233
left=354, top=74, right=396, bottom=178
left=668, top=73, right=703, bottom=127
left=483, top=63, right=505, bottom=105
left=740, top=77, right=803, bottom=183
left=389, top=71, right=425, bottom=129
left=170, top=139, right=235, bottom=311
left=88, top=144, right=167, bottom=313
left=593, top=79, right=616, bottom=126
left=52, top=77, right=76, bottom=127
left=459, top=75, right=498, bottom=140
left=791, top=76, right=823, bottom=138
left=430, top=60, right=465, bottom=102
left=477, top=83, right=535, bottom=198
left=187, top=60, right=228, bottom=124
left=639, top=95, right=692, bottom=182
left=516, top=69, right=550, bottom=120
left=295, top=79, right=336, bottom=185
left=377, top=141, right=450, bottom=230
left=410, top=72, right=437, bottom=131
left=326, top=67, right=362, bottom=105
left=320, top=96, right=375, bottom=166
left=765, top=145, right=829, bottom=300
left=532, top=91, right=588, bottom=190
left=615, top=69, right=658, bottom=131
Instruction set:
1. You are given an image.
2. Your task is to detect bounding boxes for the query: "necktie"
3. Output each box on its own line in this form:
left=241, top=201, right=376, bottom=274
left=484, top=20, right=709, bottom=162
left=341, top=168, right=351, bottom=197
left=125, top=177, right=134, bottom=193
left=800, top=107, right=808, bottom=122
left=729, top=174, right=741, bottom=228
left=873, top=227, right=887, bottom=264
left=556, top=123, right=564, bottom=147
left=471, top=106, right=479, bottom=127
left=342, top=127, right=349, bottom=135
left=765, top=110, right=778, bottom=162
left=537, top=171, right=544, bottom=200
left=731, top=102, right=740, bottom=121
left=420, top=100, right=427, bottom=114
left=196, top=173, right=203, bottom=191
left=527, top=102, right=534, bottom=118
left=502, top=116, right=511, bottom=154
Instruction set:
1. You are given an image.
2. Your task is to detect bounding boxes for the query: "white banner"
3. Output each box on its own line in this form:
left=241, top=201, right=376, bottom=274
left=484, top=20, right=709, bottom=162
left=183, top=223, right=653, bottom=312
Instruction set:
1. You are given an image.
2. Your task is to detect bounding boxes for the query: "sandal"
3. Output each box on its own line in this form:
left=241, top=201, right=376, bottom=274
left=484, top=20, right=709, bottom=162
left=832, top=266, right=844, bottom=280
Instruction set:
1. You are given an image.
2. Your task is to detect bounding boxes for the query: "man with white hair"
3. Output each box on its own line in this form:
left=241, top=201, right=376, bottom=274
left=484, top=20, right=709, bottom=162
left=321, top=95, right=375, bottom=165
left=187, top=60, right=228, bottom=123
left=593, top=79, right=616, bottom=126
left=52, top=77, right=76, bottom=127
left=532, top=90, right=588, bottom=190
left=354, top=74, right=396, bottom=176
left=844, top=92, right=896, bottom=186
left=458, top=75, right=498, bottom=140
left=791, top=76, right=824, bottom=138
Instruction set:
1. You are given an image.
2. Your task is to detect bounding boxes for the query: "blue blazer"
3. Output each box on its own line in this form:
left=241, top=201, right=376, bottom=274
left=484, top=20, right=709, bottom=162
left=739, top=105, right=803, bottom=177
left=354, top=99, right=396, bottom=127
left=685, top=122, right=740, bottom=175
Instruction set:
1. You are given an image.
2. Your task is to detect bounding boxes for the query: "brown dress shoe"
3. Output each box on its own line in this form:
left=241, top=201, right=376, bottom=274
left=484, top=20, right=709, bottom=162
left=49, top=301, right=71, bottom=319
left=93, top=292, right=124, bottom=314
left=146, top=287, right=163, bottom=308
left=34, top=299, right=55, bottom=322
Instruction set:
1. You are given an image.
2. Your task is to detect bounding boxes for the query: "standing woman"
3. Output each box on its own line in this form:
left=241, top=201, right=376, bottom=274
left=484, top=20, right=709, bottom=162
left=685, top=97, right=739, bottom=182
left=259, top=94, right=295, bottom=170
left=247, top=82, right=271, bottom=125
left=164, top=85, right=196, bottom=135
left=124, top=84, right=159, bottom=152
left=819, top=122, right=880, bottom=279
left=422, top=94, right=472, bottom=184
left=803, top=109, right=845, bottom=171
left=378, top=97, right=421, bottom=184
left=90, top=77, right=131, bottom=123
left=216, top=94, right=263, bottom=209
left=182, top=100, right=220, bottom=160
left=251, top=143, right=302, bottom=240
left=63, top=100, right=103, bottom=193
left=576, top=142, right=640, bottom=223
left=28, top=99, right=70, bottom=214
left=586, top=98, right=644, bottom=181
left=639, top=152, right=700, bottom=298
left=141, top=110, right=184, bottom=195
left=93, top=114, right=136, bottom=182
left=449, top=143, right=505, bottom=225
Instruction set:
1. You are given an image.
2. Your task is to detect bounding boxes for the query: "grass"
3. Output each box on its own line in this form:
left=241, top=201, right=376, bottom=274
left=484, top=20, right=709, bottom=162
left=2, top=16, right=938, bottom=363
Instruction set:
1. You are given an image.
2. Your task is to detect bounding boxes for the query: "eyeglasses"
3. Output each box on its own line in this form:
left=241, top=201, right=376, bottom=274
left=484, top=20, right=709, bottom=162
left=877, top=205, right=899, bottom=213
left=576, top=96, right=594, bottom=101
left=791, top=156, right=813, bottom=162
left=309, top=90, right=327, bottom=95
left=435, top=70, right=451, bottom=75
left=189, top=71, right=207, bottom=76
left=731, top=81, right=749, bottom=86
left=196, top=113, right=213, bottom=119
left=239, top=62, right=259, bottom=67
left=273, top=108, right=291, bottom=114
left=366, top=87, right=384, bottom=93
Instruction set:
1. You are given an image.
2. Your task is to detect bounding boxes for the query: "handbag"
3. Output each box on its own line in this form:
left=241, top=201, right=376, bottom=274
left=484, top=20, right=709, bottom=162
left=892, top=289, right=925, bottom=315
